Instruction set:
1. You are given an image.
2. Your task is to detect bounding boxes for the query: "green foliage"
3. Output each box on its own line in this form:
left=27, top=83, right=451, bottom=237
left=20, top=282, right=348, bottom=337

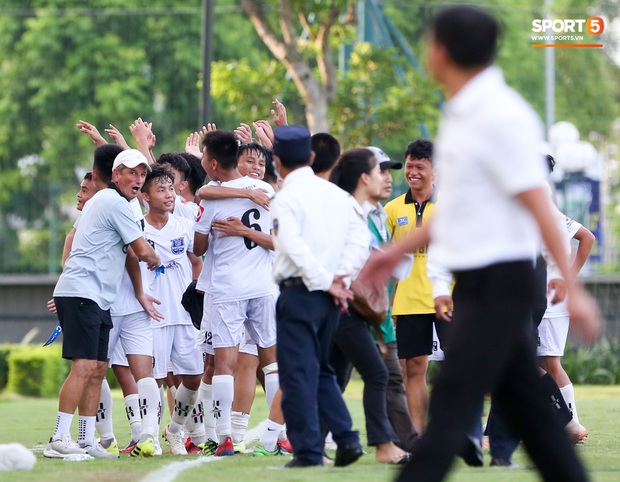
left=7, top=344, right=70, bottom=397
left=563, top=338, right=620, bottom=384
left=0, top=344, right=11, bottom=390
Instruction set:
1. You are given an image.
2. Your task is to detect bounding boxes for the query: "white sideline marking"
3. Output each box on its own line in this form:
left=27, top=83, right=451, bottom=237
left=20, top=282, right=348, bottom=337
left=139, top=456, right=220, bottom=482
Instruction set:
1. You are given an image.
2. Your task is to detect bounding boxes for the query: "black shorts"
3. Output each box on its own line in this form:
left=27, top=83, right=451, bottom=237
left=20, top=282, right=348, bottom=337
left=395, top=313, right=450, bottom=360
left=54, top=297, right=113, bottom=361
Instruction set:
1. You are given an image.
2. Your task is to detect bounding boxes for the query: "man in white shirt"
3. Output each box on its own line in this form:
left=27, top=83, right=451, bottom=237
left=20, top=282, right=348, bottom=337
left=194, top=130, right=279, bottom=457
left=45, top=148, right=161, bottom=459
left=358, top=6, right=601, bottom=481
left=271, top=125, right=369, bottom=468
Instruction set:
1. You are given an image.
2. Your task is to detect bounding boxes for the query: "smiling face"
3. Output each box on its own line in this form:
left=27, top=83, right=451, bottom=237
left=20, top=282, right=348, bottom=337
left=76, top=177, right=97, bottom=211
left=113, top=164, right=148, bottom=200
left=238, top=149, right=266, bottom=180
left=404, top=156, right=433, bottom=194
left=142, top=175, right=175, bottom=213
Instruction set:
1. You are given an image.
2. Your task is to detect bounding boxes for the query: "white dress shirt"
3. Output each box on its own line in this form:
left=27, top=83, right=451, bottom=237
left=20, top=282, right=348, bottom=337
left=271, top=166, right=370, bottom=291
left=429, top=66, right=549, bottom=271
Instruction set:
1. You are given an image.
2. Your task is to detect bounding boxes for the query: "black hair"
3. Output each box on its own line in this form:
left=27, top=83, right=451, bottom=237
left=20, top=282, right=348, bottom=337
left=329, top=148, right=377, bottom=195
left=157, top=152, right=191, bottom=181
left=263, top=148, right=278, bottom=185
left=237, top=142, right=267, bottom=162
left=431, top=5, right=499, bottom=68
left=405, top=139, right=433, bottom=162
left=83, top=171, right=93, bottom=181
left=311, top=133, right=341, bottom=174
left=93, top=144, right=124, bottom=183
left=142, top=163, right=175, bottom=193
left=178, top=152, right=207, bottom=195
left=203, top=130, right=238, bottom=170
left=547, top=154, right=556, bottom=173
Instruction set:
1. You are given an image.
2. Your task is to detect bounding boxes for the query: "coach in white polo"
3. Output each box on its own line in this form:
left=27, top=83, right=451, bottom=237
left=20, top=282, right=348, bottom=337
left=46, top=149, right=160, bottom=459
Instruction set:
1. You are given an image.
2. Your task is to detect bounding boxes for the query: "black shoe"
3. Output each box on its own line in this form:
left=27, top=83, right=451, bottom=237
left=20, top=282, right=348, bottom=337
left=457, top=435, right=483, bottom=467
left=490, top=457, right=519, bottom=468
left=334, top=441, right=364, bottom=467
left=284, top=457, right=322, bottom=468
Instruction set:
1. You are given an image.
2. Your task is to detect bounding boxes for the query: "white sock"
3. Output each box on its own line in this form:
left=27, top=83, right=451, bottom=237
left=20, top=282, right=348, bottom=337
left=212, top=374, right=234, bottom=438
left=159, top=385, right=166, bottom=426
left=200, top=381, right=218, bottom=443
left=52, top=412, right=74, bottom=441
left=260, top=419, right=284, bottom=452
left=124, top=394, right=142, bottom=442
left=231, top=411, right=250, bottom=444
left=264, top=373, right=279, bottom=409
left=278, top=424, right=288, bottom=442
left=560, top=384, right=580, bottom=424
left=186, top=402, right=206, bottom=445
left=96, top=379, right=115, bottom=440
left=169, top=384, right=198, bottom=434
left=78, top=415, right=96, bottom=447
left=137, top=377, right=160, bottom=440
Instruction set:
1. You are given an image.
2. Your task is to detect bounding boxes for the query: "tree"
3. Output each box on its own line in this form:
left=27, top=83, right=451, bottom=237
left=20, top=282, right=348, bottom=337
left=240, top=0, right=349, bottom=133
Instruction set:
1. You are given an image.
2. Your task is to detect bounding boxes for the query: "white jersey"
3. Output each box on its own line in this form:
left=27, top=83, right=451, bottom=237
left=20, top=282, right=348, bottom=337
left=195, top=176, right=277, bottom=303
left=111, top=198, right=147, bottom=316
left=173, top=194, right=199, bottom=221
left=544, top=214, right=582, bottom=318
left=195, top=181, right=220, bottom=294
left=142, top=214, right=195, bottom=327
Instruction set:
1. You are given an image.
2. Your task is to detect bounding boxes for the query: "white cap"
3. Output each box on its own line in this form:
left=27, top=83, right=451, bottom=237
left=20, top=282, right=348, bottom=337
left=366, top=146, right=402, bottom=170
left=112, top=149, right=151, bottom=171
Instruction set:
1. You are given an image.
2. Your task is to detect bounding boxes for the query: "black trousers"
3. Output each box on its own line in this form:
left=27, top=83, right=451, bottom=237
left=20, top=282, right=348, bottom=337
left=277, top=284, right=359, bottom=465
left=330, top=309, right=399, bottom=446
left=397, top=261, right=588, bottom=482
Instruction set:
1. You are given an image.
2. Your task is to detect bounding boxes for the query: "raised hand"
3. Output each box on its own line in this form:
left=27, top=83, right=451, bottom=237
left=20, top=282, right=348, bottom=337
left=104, top=124, right=131, bottom=150
left=77, top=120, right=107, bottom=146
left=185, top=131, right=203, bottom=158
left=253, top=120, right=274, bottom=147
left=271, top=99, right=288, bottom=126
left=234, top=123, right=253, bottom=144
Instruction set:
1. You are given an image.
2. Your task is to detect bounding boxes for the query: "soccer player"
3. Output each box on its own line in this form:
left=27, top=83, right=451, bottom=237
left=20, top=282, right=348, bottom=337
left=141, top=165, right=204, bottom=455
left=45, top=148, right=160, bottom=459
left=357, top=6, right=601, bottom=480
left=194, top=130, right=279, bottom=457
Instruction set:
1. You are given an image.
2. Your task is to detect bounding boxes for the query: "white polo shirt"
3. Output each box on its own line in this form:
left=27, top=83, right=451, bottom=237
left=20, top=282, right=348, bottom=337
left=429, top=67, right=548, bottom=271
left=271, top=166, right=370, bottom=291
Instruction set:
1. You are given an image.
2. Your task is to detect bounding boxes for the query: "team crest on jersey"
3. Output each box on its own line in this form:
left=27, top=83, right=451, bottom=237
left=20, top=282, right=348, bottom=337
left=171, top=237, right=185, bottom=255
left=397, top=216, right=409, bottom=226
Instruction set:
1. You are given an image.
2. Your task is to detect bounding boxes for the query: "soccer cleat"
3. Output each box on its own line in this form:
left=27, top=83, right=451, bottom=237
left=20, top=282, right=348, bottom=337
left=153, top=437, right=163, bottom=456
left=278, top=438, right=293, bottom=454
left=84, top=441, right=120, bottom=459
left=130, top=438, right=155, bottom=458
left=566, top=420, right=588, bottom=444
left=200, top=438, right=219, bottom=456
left=119, top=440, right=138, bottom=454
left=43, top=433, right=87, bottom=459
left=100, top=439, right=119, bottom=456
left=253, top=442, right=281, bottom=457
left=233, top=440, right=246, bottom=454
left=186, top=442, right=202, bottom=454
left=165, top=429, right=188, bottom=455
left=215, top=436, right=235, bottom=457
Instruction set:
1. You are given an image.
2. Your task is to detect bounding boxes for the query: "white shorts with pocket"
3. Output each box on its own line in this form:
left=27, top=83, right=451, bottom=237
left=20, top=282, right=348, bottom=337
left=108, top=311, right=153, bottom=360
left=196, top=292, right=214, bottom=355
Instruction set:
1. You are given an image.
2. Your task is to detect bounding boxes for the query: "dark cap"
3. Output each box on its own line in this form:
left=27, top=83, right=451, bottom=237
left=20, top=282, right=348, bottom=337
left=273, top=125, right=312, bottom=166
left=366, top=146, right=403, bottom=170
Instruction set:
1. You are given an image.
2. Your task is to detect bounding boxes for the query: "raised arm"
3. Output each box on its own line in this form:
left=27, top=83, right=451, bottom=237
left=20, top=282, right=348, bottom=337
left=77, top=120, right=107, bottom=146
left=104, top=124, right=131, bottom=150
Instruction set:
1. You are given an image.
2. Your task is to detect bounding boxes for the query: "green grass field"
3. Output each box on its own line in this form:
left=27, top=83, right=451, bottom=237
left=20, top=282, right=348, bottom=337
left=0, top=381, right=619, bottom=482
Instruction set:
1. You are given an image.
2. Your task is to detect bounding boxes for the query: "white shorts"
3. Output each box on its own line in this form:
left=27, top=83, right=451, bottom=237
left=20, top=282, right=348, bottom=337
left=239, top=328, right=258, bottom=357
left=108, top=311, right=153, bottom=359
left=537, top=316, right=569, bottom=356
left=153, top=324, right=204, bottom=379
left=109, top=342, right=129, bottom=367
left=211, top=294, right=277, bottom=350
left=196, top=292, right=214, bottom=355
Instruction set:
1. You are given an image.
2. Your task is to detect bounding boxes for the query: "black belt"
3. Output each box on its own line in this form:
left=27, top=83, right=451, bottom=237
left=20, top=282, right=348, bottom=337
left=279, top=277, right=305, bottom=290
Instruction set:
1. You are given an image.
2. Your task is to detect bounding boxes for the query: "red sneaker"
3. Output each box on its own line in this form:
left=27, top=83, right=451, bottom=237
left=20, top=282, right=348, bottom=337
left=278, top=438, right=293, bottom=454
left=215, top=436, right=235, bottom=456
left=119, top=440, right=138, bottom=454
left=186, top=442, right=202, bottom=454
